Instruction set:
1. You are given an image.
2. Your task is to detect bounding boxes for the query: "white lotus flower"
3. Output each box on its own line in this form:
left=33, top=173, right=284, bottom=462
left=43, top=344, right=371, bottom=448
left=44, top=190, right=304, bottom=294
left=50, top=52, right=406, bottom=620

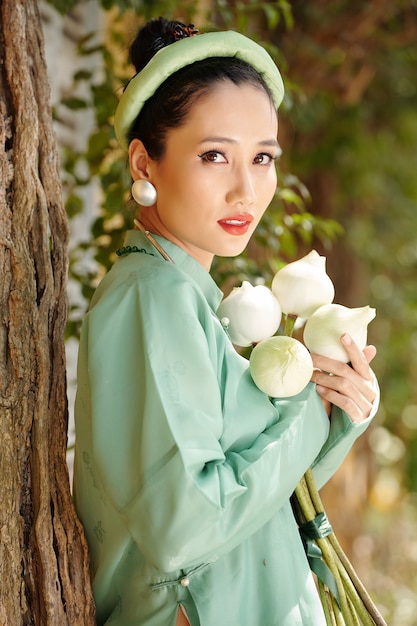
left=303, top=303, right=376, bottom=362
left=250, top=336, right=313, bottom=397
left=271, top=250, right=335, bottom=319
left=217, top=281, right=281, bottom=347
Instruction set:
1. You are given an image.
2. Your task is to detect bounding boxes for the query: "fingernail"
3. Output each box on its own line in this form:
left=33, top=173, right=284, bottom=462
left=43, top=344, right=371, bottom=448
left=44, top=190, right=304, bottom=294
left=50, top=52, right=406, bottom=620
left=316, top=385, right=326, bottom=394
left=341, top=333, right=351, bottom=345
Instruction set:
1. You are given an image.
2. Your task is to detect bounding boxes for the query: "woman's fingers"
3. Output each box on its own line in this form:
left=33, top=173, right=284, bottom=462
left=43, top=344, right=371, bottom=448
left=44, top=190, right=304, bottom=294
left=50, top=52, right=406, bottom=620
left=311, top=369, right=375, bottom=422
left=363, top=344, right=377, bottom=364
left=340, top=333, right=376, bottom=378
left=310, top=334, right=377, bottom=423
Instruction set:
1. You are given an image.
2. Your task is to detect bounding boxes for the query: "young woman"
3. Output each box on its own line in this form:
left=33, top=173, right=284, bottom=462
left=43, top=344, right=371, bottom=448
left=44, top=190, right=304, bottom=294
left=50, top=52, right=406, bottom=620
left=73, top=17, right=378, bottom=626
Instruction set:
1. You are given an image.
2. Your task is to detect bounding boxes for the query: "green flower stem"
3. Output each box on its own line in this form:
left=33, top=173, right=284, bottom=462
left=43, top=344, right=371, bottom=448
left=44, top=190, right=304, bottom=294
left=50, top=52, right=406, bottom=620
left=346, top=594, right=362, bottom=626
left=333, top=555, right=375, bottom=626
left=319, top=582, right=337, bottom=626
left=328, top=533, right=388, bottom=626
left=294, top=476, right=316, bottom=519
left=304, top=467, right=325, bottom=513
left=303, top=468, right=388, bottom=625
left=294, top=480, right=352, bottom=623
left=283, top=313, right=297, bottom=337
left=315, top=536, right=352, bottom=623
left=295, top=473, right=373, bottom=625
left=332, top=595, right=347, bottom=626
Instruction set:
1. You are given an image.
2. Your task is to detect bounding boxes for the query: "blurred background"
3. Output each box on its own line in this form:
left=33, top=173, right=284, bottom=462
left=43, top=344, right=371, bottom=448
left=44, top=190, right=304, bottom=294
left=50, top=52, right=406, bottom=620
left=41, top=0, right=417, bottom=623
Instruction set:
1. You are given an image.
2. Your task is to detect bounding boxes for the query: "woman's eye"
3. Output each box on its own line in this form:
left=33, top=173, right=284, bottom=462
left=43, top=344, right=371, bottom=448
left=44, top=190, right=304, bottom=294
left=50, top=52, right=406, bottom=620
left=254, top=152, right=275, bottom=165
left=198, top=151, right=227, bottom=163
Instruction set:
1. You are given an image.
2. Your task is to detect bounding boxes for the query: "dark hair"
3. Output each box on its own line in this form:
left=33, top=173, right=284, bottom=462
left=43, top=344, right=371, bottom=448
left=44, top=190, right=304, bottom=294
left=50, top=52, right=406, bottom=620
left=127, top=18, right=274, bottom=160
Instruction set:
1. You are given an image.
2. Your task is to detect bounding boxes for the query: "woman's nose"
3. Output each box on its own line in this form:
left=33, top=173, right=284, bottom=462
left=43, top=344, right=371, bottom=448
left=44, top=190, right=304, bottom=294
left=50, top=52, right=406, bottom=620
left=226, top=168, right=256, bottom=206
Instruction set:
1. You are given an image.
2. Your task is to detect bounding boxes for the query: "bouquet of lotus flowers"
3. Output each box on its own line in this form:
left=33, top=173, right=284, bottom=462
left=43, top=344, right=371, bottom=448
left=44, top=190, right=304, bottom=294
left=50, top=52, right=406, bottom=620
left=217, top=251, right=387, bottom=626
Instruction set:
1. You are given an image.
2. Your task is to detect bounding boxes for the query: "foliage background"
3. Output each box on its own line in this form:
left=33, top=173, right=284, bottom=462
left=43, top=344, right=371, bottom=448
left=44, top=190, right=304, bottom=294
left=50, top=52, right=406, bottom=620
left=48, top=0, right=417, bottom=622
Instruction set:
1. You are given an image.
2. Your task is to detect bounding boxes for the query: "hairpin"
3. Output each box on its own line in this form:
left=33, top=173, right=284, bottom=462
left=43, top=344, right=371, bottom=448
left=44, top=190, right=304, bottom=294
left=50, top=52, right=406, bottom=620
left=169, top=23, right=199, bottom=42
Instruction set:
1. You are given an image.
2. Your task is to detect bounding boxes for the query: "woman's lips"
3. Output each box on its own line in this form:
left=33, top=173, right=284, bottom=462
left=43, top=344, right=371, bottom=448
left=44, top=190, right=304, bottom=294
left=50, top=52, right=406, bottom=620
left=217, top=214, right=254, bottom=236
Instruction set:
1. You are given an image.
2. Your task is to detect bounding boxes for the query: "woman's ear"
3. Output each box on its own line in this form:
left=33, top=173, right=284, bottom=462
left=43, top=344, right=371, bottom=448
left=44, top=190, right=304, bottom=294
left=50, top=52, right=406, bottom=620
left=128, top=139, right=153, bottom=181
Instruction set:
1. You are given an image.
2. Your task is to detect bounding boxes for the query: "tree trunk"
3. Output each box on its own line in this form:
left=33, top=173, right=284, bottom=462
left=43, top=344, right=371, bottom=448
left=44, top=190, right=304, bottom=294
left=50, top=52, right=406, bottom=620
left=0, top=0, right=95, bottom=623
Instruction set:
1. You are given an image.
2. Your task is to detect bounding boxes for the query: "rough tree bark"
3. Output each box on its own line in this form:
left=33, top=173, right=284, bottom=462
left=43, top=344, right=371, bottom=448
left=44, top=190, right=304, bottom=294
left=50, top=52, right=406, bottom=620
left=0, top=0, right=95, bottom=623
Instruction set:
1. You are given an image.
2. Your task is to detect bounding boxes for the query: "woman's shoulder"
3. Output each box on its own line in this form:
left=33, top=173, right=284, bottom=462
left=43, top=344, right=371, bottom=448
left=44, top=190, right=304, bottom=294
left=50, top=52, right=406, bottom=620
left=92, top=251, right=207, bottom=313
left=118, top=251, right=202, bottom=294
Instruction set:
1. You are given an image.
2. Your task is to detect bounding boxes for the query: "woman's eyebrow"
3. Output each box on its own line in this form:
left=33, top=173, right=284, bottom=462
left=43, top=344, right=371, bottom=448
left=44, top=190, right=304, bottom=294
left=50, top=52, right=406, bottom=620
left=199, top=136, right=280, bottom=147
left=259, top=139, right=281, bottom=148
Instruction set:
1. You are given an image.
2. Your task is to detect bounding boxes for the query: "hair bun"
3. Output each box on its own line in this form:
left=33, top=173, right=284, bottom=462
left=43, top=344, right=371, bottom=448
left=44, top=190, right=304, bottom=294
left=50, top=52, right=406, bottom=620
left=130, top=17, right=199, bottom=74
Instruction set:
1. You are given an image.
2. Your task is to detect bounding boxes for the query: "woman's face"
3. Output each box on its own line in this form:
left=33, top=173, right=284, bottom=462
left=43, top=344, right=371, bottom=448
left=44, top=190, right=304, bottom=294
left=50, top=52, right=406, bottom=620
left=131, top=81, right=280, bottom=270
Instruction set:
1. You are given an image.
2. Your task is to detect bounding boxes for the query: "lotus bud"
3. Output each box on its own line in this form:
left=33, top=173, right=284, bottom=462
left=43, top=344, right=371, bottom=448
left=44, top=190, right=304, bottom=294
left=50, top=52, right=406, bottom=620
left=303, top=303, right=376, bottom=362
left=249, top=336, right=313, bottom=397
left=271, top=250, right=335, bottom=319
left=217, top=281, right=281, bottom=347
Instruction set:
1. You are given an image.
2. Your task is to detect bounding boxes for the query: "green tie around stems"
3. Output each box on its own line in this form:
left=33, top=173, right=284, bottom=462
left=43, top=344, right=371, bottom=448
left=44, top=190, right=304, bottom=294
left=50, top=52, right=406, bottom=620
left=282, top=313, right=388, bottom=626
left=298, top=511, right=341, bottom=607
left=292, top=471, right=386, bottom=625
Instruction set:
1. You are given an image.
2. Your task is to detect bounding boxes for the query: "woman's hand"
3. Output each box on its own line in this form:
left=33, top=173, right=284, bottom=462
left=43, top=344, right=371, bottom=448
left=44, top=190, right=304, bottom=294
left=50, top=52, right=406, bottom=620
left=310, top=333, right=377, bottom=423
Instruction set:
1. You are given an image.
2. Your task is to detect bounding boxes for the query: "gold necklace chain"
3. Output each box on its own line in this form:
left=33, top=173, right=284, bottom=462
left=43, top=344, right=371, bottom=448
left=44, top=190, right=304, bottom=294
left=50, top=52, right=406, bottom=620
left=134, top=219, right=175, bottom=264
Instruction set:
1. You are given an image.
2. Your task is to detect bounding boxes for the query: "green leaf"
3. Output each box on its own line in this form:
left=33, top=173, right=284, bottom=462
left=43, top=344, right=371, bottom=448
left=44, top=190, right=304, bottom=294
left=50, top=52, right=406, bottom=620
left=65, top=194, right=84, bottom=218
left=61, top=96, right=88, bottom=110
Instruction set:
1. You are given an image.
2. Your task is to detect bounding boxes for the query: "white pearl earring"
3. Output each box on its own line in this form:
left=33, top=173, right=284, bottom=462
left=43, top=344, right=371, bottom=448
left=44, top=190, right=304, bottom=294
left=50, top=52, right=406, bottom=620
left=131, top=180, right=157, bottom=206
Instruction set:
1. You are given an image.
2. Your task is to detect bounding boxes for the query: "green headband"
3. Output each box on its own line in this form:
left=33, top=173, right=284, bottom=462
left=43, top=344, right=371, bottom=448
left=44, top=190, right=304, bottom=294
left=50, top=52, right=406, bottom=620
left=114, top=30, right=284, bottom=151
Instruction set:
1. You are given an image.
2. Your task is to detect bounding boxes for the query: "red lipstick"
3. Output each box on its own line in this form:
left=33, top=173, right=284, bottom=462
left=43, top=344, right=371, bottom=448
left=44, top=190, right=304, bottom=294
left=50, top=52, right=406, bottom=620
left=217, top=214, right=254, bottom=236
